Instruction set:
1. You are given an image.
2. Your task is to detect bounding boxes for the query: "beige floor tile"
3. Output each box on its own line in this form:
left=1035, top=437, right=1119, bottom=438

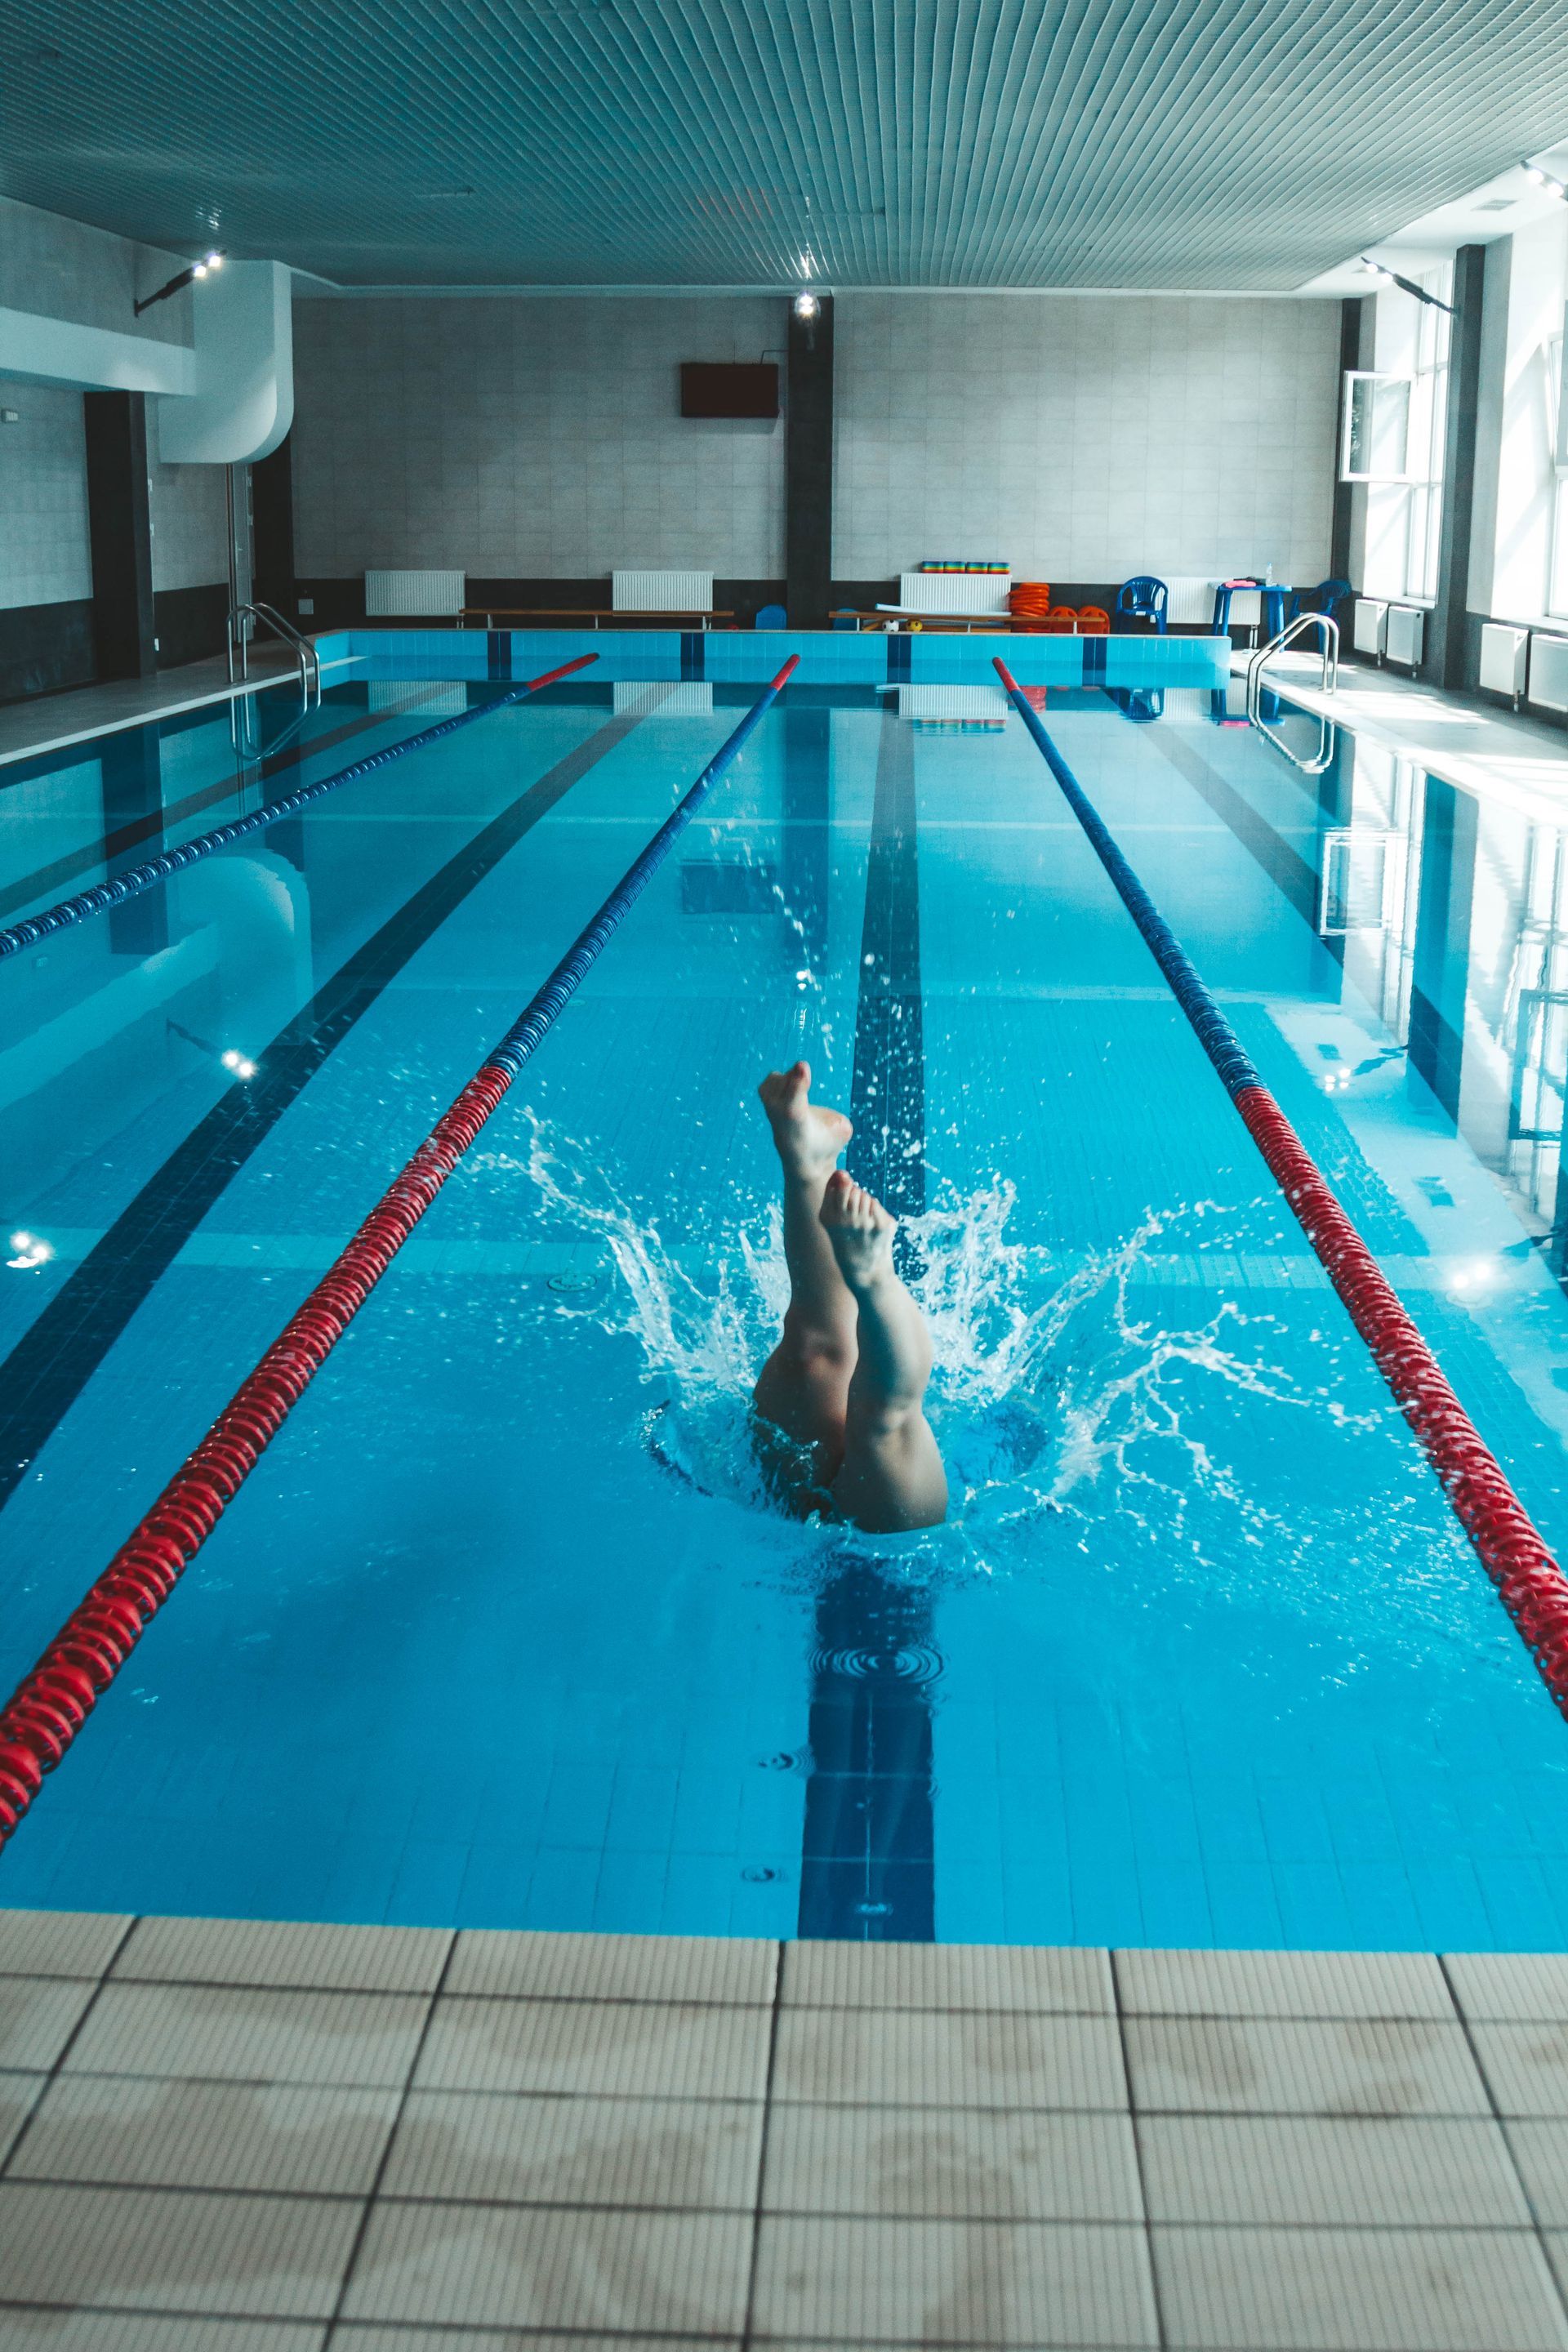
left=1155, top=2222, right=1568, bottom=2351
left=112, top=1915, right=451, bottom=1995
left=413, top=1995, right=769, bottom=2100
left=0, top=2181, right=363, bottom=2317
left=11, top=2075, right=400, bottom=2194
left=381, top=2087, right=762, bottom=2206
left=1475, top=2023, right=1568, bottom=2118
left=0, top=1978, right=99, bottom=2071
left=773, top=2007, right=1126, bottom=2109
left=340, top=2202, right=752, bottom=2332
left=61, top=1983, right=430, bottom=2088
left=1449, top=1953, right=1568, bottom=2025
left=762, top=2103, right=1141, bottom=2220
left=1138, top=2112, right=1530, bottom=2225
left=1117, top=1947, right=1454, bottom=2020
left=751, top=2214, right=1158, bottom=2346
left=447, top=1928, right=775, bottom=2004
left=0, top=1911, right=131, bottom=1980
left=1508, top=2121, right=1568, bottom=2224
left=0, top=2072, right=46, bottom=2167
left=784, top=1940, right=1112, bottom=2014
left=1126, top=2014, right=1490, bottom=2117
left=0, top=2319, right=323, bottom=2350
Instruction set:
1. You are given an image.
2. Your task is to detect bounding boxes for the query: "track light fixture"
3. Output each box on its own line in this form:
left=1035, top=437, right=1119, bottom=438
left=793, top=289, right=820, bottom=321
left=1358, top=256, right=1456, bottom=316
left=1525, top=165, right=1568, bottom=199
left=135, top=250, right=225, bottom=316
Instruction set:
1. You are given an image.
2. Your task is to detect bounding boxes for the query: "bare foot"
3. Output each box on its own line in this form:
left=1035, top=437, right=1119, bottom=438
left=819, top=1169, right=896, bottom=1292
left=759, top=1061, right=851, bottom=1182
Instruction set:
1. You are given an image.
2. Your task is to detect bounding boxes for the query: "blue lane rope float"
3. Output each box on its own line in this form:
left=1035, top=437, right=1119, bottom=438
left=0, top=653, right=599, bottom=963
left=992, top=656, right=1568, bottom=1719
left=0, top=657, right=799, bottom=1848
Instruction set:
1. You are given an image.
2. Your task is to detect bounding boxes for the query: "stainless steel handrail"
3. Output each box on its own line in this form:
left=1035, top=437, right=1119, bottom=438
left=228, top=599, right=322, bottom=706
left=1245, top=609, right=1339, bottom=721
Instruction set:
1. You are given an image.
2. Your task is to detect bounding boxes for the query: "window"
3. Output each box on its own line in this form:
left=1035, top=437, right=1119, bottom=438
left=1357, top=268, right=1452, bottom=606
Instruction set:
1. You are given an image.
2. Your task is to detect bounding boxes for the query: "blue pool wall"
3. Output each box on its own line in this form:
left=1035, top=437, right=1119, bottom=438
left=311, top=626, right=1232, bottom=690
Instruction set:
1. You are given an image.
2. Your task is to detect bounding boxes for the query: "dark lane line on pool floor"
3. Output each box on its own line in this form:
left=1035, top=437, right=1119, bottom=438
left=798, top=699, right=938, bottom=1944
left=0, top=701, right=657, bottom=1516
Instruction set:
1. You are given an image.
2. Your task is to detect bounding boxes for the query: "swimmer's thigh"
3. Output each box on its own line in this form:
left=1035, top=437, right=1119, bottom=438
left=831, top=1410, right=947, bottom=1535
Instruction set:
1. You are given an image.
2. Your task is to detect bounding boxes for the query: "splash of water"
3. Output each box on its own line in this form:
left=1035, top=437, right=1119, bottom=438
left=503, top=1116, right=1417, bottom=1603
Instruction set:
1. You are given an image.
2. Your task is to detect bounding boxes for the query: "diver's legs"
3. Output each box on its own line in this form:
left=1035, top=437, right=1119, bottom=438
left=753, top=1061, right=858, bottom=1474
left=820, top=1171, right=948, bottom=1534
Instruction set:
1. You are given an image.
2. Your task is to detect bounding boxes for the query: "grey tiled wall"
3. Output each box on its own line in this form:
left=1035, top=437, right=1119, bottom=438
left=146, top=401, right=229, bottom=593
left=289, top=287, right=1337, bottom=590
left=291, top=294, right=786, bottom=578
left=0, top=195, right=193, bottom=352
left=835, top=293, right=1339, bottom=585
left=0, top=376, right=91, bottom=611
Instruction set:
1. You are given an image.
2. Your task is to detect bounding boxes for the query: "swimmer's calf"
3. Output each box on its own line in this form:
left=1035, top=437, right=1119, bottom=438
left=817, top=1171, right=947, bottom=1535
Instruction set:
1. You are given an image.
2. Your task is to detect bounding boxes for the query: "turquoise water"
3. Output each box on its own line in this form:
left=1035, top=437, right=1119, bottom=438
left=5, top=657, right=1568, bottom=1946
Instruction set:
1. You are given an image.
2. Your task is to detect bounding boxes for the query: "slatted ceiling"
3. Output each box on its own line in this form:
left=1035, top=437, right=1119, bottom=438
left=4, top=0, right=1568, bottom=291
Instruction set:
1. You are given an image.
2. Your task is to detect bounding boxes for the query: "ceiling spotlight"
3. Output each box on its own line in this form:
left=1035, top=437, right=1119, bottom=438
left=793, top=289, right=820, bottom=321
left=134, top=250, right=227, bottom=315
left=1525, top=163, right=1568, bottom=198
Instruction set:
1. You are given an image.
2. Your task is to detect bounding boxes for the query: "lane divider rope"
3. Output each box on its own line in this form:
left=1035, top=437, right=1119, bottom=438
left=994, top=657, right=1568, bottom=1716
left=0, top=654, right=599, bottom=962
left=0, top=657, right=799, bottom=1846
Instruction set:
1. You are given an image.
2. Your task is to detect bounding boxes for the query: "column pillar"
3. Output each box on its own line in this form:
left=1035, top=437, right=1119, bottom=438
left=82, top=391, right=156, bottom=680
left=1430, top=243, right=1486, bottom=690
left=786, top=295, right=834, bottom=630
left=1408, top=773, right=1476, bottom=1123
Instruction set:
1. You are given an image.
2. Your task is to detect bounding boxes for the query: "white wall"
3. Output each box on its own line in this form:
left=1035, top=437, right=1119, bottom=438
left=1486, top=211, right=1568, bottom=625
left=0, top=376, right=91, bottom=610
left=834, top=293, right=1339, bottom=584
left=291, top=295, right=786, bottom=578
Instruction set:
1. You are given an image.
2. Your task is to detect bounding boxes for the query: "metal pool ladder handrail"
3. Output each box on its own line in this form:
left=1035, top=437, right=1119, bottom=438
left=228, top=599, right=322, bottom=708
left=1245, top=609, right=1339, bottom=721
left=1245, top=610, right=1340, bottom=774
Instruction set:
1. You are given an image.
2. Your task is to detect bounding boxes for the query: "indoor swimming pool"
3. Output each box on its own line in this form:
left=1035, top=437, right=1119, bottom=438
left=7, top=644, right=1568, bottom=1950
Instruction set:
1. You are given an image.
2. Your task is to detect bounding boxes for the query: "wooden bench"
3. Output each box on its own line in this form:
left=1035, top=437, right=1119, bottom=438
left=461, top=607, right=734, bottom=630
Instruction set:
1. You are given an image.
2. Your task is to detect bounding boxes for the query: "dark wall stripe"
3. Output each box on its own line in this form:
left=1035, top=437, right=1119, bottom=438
left=786, top=294, right=835, bottom=630
left=798, top=702, right=936, bottom=1943
left=83, top=392, right=156, bottom=683
left=0, top=704, right=648, bottom=1512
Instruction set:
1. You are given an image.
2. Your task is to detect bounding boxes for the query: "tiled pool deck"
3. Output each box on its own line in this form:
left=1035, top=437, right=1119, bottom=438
left=6, top=1916, right=1568, bottom=2345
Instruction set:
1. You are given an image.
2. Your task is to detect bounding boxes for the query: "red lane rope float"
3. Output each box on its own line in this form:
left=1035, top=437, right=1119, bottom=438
left=0, top=657, right=800, bottom=1848
left=992, top=656, right=1568, bottom=1720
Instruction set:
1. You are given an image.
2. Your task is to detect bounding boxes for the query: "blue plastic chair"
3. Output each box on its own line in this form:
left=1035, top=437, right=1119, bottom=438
left=1116, top=576, right=1168, bottom=634
left=755, top=603, right=788, bottom=630
left=1286, top=577, right=1352, bottom=625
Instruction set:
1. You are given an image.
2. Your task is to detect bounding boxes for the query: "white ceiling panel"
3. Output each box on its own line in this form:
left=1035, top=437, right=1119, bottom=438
left=2, top=0, right=1566, bottom=291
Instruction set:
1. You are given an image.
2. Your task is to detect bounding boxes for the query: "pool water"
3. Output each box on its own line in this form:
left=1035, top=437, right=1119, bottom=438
left=6, top=658, right=1568, bottom=1948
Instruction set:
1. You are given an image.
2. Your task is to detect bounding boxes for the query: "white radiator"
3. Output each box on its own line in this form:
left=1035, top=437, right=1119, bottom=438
left=364, top=568, right=466, bottom=617
left=612, top=570, right=714, bottom=612
left=1352, top=599, right=1388, bottom=657
left=1530, top=633, right=1568, bottom=713
left=898, top=571, right=1010, bottom=614
left=1165, top=577, right=1216, bottom=626
left=1385, top=605, right=1424, bottom=666
left=1479, top=623, right=1530, bottom=698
